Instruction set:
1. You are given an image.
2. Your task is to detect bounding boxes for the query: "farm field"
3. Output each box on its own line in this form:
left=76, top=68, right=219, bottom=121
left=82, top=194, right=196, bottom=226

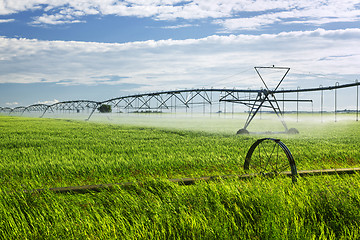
left=0, top=115, right=360, bottom=239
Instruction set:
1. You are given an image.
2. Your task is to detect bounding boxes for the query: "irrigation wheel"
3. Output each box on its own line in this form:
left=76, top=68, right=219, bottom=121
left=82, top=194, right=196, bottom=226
left=244, top=138, right=297, bottom=183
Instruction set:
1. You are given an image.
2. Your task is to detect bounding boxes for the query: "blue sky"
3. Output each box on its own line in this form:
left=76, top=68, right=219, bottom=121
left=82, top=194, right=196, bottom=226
left=1, top=0, right=360, bottom=108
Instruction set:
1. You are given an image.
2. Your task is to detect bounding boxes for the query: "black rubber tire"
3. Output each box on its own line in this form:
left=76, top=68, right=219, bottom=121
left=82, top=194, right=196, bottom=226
left=244, top=138, right=297, bottom=183
left=287, top=128, right=299, bottom=134
left=236, top=128, right=249, bottom=135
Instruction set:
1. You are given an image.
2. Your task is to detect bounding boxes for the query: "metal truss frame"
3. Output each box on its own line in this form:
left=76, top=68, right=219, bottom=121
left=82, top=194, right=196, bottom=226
left=1, top=68, right=360, bottom=133
left=240, top=66, right=290, bottom=132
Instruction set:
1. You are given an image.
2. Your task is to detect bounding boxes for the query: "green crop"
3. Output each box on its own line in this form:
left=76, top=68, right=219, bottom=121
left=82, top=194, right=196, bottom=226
left=0, top=115, right=360, bottom=239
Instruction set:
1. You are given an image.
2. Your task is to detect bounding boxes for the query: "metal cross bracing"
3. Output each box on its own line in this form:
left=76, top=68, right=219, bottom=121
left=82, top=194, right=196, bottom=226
left=232, top=66, right=293, bottom=134
left=40, top=100, right=100, bottom=119
left=9, top=106, right=27, bottom=114
left=23, top=104, right=49, bottom=114
left=0, top=107, right=13, bottom=113
left=1, top=101, right=101, bottom=119
left=49, top=100, right=98, bottom=111
left=102, top=89, right=219, bottom=112
left=219, top=67, right=360, bottom=134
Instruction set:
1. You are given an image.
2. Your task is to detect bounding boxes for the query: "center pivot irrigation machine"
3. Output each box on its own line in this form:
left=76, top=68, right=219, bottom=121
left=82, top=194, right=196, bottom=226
left=1, top=66, right=360, bottom=134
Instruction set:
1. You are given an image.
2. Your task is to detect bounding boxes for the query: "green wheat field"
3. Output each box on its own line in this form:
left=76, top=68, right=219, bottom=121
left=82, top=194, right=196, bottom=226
left=0, top=114, right=359, bottom=239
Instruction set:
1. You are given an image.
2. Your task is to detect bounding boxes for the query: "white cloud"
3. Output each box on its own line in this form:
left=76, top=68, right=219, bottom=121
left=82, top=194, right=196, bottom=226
left=1, top=1, right=359, bottom=30
left=161, top=23, right=198, bottom=29
left=216, top=14, right=281, bottom=31
left=32, top=13, right=85, bottom=25
left=0, top=18, right=14, bottom=23
left=5, top=101, right=18, bottom=106
left=36, top=99, right=59, bottom=104
left=0, top=28, right=359, bottom=92
left=217, top=1, right=360, bottom=31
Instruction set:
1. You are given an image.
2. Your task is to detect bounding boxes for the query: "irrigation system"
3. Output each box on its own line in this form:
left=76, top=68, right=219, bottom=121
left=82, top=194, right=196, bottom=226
left=1, top=66, right=360, bottom=134
left=2, top=66, right=360, bottom=191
